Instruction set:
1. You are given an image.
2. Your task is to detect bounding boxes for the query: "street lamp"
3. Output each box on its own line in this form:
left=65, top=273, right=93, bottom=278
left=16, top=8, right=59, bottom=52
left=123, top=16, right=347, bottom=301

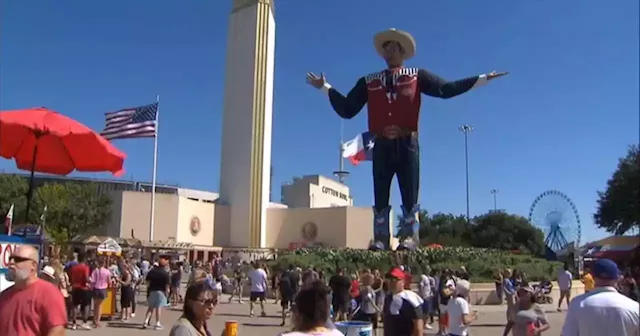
left=459, top=125, right=473, bottom=222
left=490, top=189, right=499, bottom=211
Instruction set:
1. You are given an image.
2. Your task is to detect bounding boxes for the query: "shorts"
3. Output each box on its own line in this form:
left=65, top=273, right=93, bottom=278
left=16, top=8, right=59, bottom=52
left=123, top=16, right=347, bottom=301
left=93, top=288, right=107, bottom=300
left=332, top=298, right=349, bottom=314
left=422, top=299, right=433, bottom=315
left=71, top=288, right=91, bottom=307
left=439, top=312, right=449, bottom=327
left=250, top=291, right=266, bottom=302
left=280, top=291, right=293, bottom=308
left=147, top=290, right=167, bottom=309
left=170, top=285, right=179, bottom=295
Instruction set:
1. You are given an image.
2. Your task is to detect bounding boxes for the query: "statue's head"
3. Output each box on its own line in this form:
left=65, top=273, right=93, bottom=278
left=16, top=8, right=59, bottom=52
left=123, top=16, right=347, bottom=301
left=373, top=29, right=416, bottom=68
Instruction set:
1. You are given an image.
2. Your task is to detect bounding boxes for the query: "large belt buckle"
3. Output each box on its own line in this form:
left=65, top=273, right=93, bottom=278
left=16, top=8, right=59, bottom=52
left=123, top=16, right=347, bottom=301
left=382, top=125, right=402, bottom=139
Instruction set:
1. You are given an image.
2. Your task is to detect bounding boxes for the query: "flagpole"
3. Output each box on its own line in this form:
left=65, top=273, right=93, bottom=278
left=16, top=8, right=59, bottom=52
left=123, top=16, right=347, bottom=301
left=149, top=95, right=160, bottom=243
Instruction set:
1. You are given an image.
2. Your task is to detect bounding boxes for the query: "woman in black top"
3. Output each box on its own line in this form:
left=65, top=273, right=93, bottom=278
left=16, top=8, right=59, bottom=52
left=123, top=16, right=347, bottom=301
left=118, top=264, right=133, bottom=320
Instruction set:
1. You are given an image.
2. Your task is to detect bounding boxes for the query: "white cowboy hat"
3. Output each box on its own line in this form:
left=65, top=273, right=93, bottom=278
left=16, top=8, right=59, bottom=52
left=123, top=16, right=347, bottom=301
left=373, top=28, right=416, bottom=60
left=42, top=265, right=55, bottom=278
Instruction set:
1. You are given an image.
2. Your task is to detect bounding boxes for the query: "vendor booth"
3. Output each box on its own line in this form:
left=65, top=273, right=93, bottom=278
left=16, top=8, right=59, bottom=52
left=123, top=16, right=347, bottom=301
left=96, top=238, right=121, bottom=320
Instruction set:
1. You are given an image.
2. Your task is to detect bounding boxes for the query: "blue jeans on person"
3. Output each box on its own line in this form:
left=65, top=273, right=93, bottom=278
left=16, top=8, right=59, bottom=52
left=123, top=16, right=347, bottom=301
left=372, top=134, right=420, bottom=248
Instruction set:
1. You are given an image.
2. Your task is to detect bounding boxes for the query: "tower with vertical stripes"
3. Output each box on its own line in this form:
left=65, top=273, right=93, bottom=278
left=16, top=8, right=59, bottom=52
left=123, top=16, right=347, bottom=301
left=218, top=0, right=275, bottom=248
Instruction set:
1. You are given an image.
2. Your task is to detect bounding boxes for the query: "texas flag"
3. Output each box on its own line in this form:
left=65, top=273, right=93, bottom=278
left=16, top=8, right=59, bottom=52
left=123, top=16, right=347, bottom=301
left=342, top=131, right=375, bottom=165
left=4, top=204, right=14, bottom=236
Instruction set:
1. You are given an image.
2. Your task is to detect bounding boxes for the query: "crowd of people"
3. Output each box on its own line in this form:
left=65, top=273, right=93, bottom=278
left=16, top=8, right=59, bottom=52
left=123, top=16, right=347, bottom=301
left=0, top=245, right=638, bottom=336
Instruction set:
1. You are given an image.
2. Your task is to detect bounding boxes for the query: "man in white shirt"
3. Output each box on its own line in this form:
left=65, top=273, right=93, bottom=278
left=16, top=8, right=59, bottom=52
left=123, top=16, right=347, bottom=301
left=248, top=262, right=268, bottom=317
left=562, top=258, right=639, bottom=336
left=556, top=262, right=573, bottom=311
left=447, top=280, right=477, bottom=336
left=418, top=271, right=435, bottom=330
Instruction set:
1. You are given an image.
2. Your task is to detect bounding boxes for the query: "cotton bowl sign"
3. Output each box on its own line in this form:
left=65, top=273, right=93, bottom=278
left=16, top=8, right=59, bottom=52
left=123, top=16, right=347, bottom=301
left=0, top=235, right=40, bottom=292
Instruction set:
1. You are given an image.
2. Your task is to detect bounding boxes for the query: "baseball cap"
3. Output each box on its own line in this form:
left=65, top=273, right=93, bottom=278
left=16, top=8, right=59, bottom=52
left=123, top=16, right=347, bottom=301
left=592, top=258, right=619, bottom=280
left=386, top=267, right=405, bottom=280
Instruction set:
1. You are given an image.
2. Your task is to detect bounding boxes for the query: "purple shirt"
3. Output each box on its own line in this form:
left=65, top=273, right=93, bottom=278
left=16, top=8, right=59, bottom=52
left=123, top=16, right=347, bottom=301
left=91, top=267, right=111, bottom=290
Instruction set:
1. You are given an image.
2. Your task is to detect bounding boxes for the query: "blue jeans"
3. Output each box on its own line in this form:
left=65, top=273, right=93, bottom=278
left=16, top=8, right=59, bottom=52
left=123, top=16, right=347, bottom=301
left=372, top=134, right=420, bottom=247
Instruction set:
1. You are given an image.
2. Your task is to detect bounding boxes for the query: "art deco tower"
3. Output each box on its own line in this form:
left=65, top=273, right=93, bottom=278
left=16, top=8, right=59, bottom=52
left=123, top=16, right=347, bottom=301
left=217, top=0, right=275, bottom=248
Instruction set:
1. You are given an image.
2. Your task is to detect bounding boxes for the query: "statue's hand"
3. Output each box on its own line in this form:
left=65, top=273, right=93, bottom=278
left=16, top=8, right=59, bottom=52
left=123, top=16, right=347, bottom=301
left=487, top=71, right=509, bottom=80
left=306, top=72, right=326, bottom=89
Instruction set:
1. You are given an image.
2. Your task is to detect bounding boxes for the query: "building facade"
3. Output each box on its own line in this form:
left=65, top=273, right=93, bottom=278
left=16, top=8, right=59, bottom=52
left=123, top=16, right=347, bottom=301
left=4, top=173, right=392, bottom=257
left=281, top=175, right=353, bottom=208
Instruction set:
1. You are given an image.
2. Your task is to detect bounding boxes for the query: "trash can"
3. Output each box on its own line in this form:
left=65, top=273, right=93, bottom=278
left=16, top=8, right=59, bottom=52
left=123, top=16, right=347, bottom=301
left=334, top=321, right=373, bottom=336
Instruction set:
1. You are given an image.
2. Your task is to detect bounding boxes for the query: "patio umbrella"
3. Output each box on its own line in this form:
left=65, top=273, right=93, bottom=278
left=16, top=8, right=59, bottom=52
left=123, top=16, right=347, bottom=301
left=0, top=107, right=126, bottom=222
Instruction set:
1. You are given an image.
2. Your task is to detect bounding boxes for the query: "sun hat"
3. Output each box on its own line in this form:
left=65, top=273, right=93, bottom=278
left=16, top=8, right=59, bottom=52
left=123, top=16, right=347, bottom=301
left=455, top=279, right=471, bottom=296
left=373, top=28, right=416, bottom=60
left=42, top=265, right=55, bottom=278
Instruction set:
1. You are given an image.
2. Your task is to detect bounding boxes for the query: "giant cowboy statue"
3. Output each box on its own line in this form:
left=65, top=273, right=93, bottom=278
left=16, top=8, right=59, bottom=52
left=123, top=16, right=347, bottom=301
left=306, top=29, right=508, bottom=251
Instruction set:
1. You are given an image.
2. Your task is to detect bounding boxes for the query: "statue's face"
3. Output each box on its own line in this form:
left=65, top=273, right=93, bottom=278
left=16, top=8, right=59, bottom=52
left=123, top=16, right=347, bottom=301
left=382, top=41, right=404, bottom=67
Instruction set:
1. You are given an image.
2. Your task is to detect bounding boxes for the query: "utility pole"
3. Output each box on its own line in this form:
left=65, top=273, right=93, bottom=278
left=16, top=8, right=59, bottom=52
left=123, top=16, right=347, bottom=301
left=490, top=189, right=499, bottom=211
left=459, top=125, right=473, bottom=222
left=333, top=119, right=349, bottom=184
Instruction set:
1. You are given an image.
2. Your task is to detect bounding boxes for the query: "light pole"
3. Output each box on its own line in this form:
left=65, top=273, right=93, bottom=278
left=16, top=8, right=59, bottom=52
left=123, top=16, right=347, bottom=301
left=490, top=189, right=499, bottom=211
left=333, top=119, right=349, bottom=184
left=459, top=125, right=473, bottom=222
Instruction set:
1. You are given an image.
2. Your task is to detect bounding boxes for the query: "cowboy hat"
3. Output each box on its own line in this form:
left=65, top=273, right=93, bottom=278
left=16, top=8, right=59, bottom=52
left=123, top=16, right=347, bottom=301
left=373, top=28, right=416, bottom=60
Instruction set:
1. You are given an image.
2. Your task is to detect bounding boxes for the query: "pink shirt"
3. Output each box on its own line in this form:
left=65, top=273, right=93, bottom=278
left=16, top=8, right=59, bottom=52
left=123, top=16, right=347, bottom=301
left=0, top=278, right=67, bottom=336
left=91, top=267, right=112, bottom=290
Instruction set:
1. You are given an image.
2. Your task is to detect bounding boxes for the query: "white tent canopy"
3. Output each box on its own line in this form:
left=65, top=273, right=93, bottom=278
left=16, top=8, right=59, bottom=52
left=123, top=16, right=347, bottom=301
left=97, top=238, right=122, bottom=255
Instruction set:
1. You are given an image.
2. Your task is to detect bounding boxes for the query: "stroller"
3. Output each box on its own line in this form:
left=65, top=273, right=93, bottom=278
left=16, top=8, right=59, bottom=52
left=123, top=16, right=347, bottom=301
left=533, top=280, right=554, bottom=304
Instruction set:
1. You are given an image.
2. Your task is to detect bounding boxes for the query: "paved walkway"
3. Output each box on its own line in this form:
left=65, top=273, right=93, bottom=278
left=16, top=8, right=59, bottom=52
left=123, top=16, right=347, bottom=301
left=69, top=294, right=568, bottom=336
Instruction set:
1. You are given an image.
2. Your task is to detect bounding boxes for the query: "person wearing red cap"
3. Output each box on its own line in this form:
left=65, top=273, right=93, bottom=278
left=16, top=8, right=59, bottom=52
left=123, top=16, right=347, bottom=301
left=307, top=28, right=508, bottom=251
left=382, top=267, right=424, bottom=336
left=561, top=258, right=639, bottom=336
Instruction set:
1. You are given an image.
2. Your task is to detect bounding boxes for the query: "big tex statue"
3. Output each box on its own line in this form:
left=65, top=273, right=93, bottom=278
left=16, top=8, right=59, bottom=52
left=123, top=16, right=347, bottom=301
left=307, top=29, right=507, bottom=251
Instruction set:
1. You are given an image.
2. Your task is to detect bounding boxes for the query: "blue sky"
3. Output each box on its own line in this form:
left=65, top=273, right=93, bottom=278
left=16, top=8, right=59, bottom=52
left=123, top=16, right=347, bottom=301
left=1, top=1, right=638, bottom=244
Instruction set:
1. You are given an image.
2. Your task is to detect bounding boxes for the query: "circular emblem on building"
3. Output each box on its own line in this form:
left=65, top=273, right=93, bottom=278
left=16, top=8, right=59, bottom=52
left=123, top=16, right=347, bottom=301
left=190, top=216, right=201, bottom=236
left=301, top=222, right=318, bottom=241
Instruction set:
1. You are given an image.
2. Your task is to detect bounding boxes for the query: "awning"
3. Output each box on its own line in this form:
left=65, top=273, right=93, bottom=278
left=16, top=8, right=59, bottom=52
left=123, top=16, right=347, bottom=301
left=583, top=244, right=637, bottom=260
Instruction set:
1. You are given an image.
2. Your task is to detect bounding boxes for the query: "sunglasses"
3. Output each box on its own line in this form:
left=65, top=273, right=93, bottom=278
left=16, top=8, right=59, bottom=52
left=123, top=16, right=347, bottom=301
left=194, top=299, right=218, bottom=307
left=10, top=256, right=34, bottom=263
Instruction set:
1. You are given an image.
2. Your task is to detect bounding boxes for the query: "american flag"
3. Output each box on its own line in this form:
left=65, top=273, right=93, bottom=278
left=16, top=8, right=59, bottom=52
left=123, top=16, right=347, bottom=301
left=101, top=103, right=158, bottom=140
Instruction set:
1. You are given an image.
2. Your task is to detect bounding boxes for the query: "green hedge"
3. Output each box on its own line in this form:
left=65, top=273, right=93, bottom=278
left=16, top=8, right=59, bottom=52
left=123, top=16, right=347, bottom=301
left=265, top=247, right=561, bottom=282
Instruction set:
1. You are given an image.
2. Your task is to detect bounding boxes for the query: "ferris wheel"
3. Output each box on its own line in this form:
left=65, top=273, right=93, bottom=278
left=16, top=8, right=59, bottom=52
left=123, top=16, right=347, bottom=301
left=528, top=190, right=582, bottom=252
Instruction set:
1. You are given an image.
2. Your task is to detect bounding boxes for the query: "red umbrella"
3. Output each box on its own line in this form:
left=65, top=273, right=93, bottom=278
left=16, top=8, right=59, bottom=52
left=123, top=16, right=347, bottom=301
left=0, top=107, right=126, bottom=221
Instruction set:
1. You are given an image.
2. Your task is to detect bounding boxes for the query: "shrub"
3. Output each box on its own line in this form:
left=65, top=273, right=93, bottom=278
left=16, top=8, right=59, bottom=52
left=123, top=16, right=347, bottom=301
left=264, top=247, right=561, bottom=282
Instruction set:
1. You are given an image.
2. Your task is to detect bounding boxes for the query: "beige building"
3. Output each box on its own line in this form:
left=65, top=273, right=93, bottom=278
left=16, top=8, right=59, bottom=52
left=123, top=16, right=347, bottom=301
left=281, top=175, right=353, bottom=208
left=94, top=175, right=396, bottom=262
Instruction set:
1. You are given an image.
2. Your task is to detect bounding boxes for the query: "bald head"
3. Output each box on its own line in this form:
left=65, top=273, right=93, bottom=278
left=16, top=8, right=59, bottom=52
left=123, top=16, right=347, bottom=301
left=14, top=245, right=39, bottom=264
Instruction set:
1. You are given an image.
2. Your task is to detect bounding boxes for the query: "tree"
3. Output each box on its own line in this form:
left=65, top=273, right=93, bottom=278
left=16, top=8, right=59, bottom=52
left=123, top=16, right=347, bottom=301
left=471, top=211, right=546, bottom=256
left=419, top=212, right=472, bottom=246
left=32, top=182, right=112, bottom=246
left=594, top=145, right=640, bottom=235
left=0, top=174, right=28, bottom=223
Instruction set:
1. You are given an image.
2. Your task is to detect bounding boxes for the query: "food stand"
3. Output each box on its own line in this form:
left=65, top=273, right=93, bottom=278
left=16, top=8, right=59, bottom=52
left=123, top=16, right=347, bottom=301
left=96, top=238, right=122, bottom=320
